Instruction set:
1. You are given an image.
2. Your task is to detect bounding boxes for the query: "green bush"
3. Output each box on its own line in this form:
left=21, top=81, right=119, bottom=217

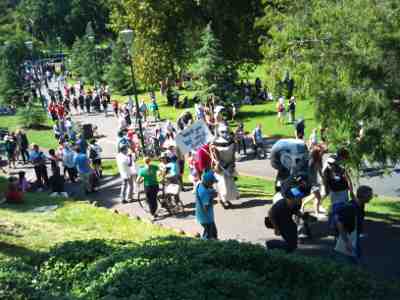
left=0, top=237, right=398, bottom=300
left=17, top=106, right=48, bottom=129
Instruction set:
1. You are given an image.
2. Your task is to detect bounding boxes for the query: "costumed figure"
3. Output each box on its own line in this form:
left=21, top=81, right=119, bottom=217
left=211, top=123, right=239, bottom=208
left=270, top=139, right=311, bottom=197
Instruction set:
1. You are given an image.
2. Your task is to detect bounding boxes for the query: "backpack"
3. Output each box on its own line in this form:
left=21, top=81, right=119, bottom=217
left=89, top=147, right=97, bottom=160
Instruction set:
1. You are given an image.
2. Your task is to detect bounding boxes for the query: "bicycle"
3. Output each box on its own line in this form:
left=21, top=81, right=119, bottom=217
left=137, top=180, right=184, bottom=216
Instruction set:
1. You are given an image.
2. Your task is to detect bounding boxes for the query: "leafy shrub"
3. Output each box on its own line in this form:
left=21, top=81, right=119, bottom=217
left=17, top=106, right=47, bottom=129
left=0, top=237, right=398, bottom=300
left=0, top=258, right=35, bottom=300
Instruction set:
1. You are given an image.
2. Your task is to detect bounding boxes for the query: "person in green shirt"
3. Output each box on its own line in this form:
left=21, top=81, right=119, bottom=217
left=137, top=157, right=159, bottom=220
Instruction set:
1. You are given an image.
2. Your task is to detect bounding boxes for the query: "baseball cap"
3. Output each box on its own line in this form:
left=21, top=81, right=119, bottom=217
left=202, top=171, right=218, bottom=184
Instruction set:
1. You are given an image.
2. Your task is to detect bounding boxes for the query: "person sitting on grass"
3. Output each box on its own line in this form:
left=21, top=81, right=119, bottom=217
left=17, top=171, right=31, bottom=193
left=1, top=176, right=23, bottom=204
left=49, top=166, right=68, bottom=198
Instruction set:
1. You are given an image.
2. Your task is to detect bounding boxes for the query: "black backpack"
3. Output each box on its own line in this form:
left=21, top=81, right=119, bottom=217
left=89, top=147, right=97, bottom=160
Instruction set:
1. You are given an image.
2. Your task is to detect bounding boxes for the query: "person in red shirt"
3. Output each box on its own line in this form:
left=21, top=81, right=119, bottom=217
left=56, top=103, right=65, bottom=120
left=48, top=101, right=58, bottom=121
left=3, top=177, right=23, bottom=204
left=112, top=100, right=119, bottom=117
left=195, top=143, right=212, bottom=178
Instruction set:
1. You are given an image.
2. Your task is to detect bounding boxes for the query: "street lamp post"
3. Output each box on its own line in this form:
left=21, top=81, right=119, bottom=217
left=120, top=29, right=145, bottom=153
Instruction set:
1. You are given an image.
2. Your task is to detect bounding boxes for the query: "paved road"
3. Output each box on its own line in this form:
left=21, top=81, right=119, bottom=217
left=31, top=85, right=400, bottom=279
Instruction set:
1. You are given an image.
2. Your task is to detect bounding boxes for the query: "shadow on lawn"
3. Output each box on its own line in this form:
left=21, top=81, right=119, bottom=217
left=237, top=110, right=276, bottom=120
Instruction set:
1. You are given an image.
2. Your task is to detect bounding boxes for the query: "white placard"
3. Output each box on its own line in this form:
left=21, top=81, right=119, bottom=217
left=175, top=121, right=213, bottom=154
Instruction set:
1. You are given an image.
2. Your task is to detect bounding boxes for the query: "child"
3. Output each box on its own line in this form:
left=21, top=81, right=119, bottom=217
left=3, top=177, right=23, bottom=204
left=17, top=171, right=31, bottom=192
left=49, top=166, right=68, bottom=198
left=188, top=151, right=200, bottom=193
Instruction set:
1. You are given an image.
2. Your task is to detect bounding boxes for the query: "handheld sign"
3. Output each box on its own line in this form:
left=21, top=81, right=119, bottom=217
left=175, top=121, right=213, bottom=154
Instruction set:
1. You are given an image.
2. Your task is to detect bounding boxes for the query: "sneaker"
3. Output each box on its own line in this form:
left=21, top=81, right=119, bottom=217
left=122, top=199, right=128, bottom=204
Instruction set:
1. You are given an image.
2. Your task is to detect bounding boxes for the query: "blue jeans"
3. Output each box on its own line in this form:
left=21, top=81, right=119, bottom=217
left=201, top=222, right=218, bottom=240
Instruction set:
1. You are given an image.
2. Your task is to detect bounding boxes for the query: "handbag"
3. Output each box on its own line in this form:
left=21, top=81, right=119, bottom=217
left=334, top=215, right=358, bottom=256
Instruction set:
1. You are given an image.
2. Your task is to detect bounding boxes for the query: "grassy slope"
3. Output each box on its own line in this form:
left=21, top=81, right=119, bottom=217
left=0, top=184, right=175, bottom=262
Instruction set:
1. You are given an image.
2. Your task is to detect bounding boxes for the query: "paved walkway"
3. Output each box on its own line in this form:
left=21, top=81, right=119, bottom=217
left=23, top=82, right=400, bottom=278
left=48, top=110, right=398, bottom=279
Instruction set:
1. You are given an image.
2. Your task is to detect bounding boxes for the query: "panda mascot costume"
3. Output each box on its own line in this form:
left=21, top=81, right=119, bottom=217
left=270, top=139, right=311, bottom=195
left=269, top=139, right=314, bottom=239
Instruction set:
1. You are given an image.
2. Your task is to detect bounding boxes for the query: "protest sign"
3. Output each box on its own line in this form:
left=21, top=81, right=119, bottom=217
left=175, top=121, right=213, bottom=154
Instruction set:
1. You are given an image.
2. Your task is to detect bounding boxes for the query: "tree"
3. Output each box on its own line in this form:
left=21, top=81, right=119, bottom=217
left=198, top=0, right=264, bottom=66
left=109, top=0, right=200, bottom=87
left=104, top=40, right=133, bottom=95
left=70, top=27, right=103, bottom=86
left=192, top=24, right=230, bottom=101
left=258, top=0, right=400, bottom=168
left=17, top=0, right=111, bottom=46
left=0, top=38, right=29, bottom=106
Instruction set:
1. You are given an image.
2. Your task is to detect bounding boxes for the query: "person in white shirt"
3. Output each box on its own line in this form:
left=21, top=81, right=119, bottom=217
left=116, top=145, right=137, bottom=203
left=89, top=139, right=103, bottom=178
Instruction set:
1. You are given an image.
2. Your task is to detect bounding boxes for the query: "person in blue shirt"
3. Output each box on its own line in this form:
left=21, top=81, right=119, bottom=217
left=195, top=170, right=218, bottom=240
left=73, top=146, right=92, bottom=194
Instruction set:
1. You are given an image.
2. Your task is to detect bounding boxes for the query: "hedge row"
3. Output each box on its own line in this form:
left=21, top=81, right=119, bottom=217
left=1, top=237, right=398, bottom=300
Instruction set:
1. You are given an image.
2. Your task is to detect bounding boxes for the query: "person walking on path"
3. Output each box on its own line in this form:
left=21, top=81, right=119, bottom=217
left=29, top=144, right=49, bottom=190
left=116, top=145, right=137, bottom=203
left=73, top=146, right=93, bottom=195
left=333, top=185, right=373, bottom=264
left=62, top=144, right=77, bottom=183
left=195, top=170, right=219, bottom=240
left=89, top=139, right=103, bottom=178
left=137, top=157, right=159, bottom=221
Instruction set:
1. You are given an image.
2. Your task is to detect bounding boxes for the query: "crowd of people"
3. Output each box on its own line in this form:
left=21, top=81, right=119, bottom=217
left=0, top=70, right=374, bottom=266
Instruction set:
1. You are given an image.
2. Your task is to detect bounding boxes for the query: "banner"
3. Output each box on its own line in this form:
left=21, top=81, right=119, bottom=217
left=175, top=121, right=213, bottom=154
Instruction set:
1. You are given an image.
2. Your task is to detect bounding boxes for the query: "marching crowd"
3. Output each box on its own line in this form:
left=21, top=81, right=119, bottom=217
left=0, top=67, right=374, bottom=265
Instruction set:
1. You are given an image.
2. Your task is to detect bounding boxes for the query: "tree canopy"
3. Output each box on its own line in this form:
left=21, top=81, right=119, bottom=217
left=258, top=0, right=400, bottom=167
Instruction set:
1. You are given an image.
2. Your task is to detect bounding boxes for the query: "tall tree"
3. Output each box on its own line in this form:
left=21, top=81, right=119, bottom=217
left=109, top=0, right=201, bottom=87
left=258, top=0, right=400, bottom=168
left=198, top=0, right=264, bottom=66
left=0, top=38, right=29, bottom=105
left=17, top=0, right=111, bottom=46
left=104, top=40, right=133, bottom=95
left=192, top=24, right=229, bottom=101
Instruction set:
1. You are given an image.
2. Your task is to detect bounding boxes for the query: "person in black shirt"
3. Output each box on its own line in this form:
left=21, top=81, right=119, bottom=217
left=288, top=96, right=296, bottom=123
left=266, top=177, right=309, bottom=253
left=334, top=185, right=373, bottom=261
left=49, top=166, right=67, bottom=197
left=78, top=93, right=85, bottom=113
left=85, top=92, right=92, bottom=114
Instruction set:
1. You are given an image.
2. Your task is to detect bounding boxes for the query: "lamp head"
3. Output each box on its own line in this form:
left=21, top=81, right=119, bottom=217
left=120, top=29, right=134, bottom=47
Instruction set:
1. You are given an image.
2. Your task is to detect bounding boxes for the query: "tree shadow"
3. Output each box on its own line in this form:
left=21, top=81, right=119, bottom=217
left=0, top=241, right=43, bottom=262
left=230, top=199, right=271, bottom=209
left=237, top=110, right=276, bottom=120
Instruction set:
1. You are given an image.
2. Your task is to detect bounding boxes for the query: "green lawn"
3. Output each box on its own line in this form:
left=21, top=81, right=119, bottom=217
left=0, top=115, right=58, bottom=149
left=109, top=87, right=318, bottom=139
left=0, top=178, right=175, bottom=262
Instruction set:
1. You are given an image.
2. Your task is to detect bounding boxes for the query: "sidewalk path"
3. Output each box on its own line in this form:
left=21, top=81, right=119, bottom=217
left=31, top=81, right=400, bottom=279
left=47, top=111, right=398, bottom=279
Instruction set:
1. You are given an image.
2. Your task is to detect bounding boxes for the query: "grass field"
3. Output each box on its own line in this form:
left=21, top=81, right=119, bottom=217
left=0, top=115, right=58, bottom=149
left=0, top=178, right=175, bottom=262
